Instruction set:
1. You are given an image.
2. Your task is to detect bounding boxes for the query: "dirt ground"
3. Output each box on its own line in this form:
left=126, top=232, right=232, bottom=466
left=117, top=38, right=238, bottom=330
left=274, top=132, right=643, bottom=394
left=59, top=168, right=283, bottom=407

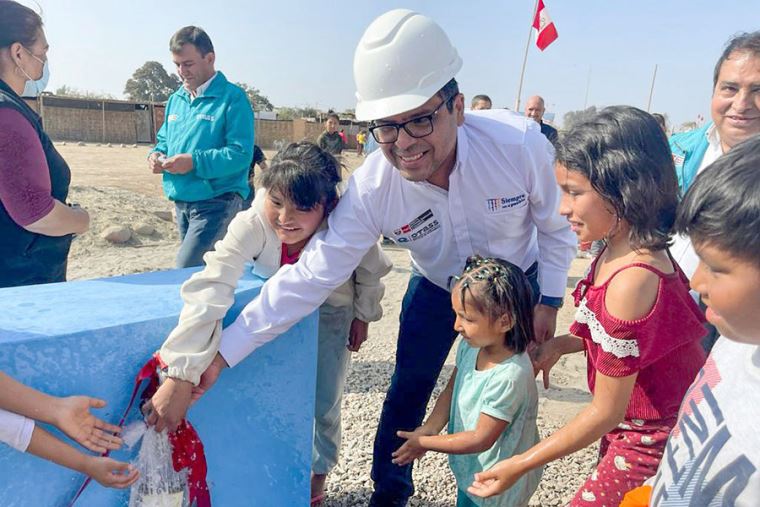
left=58, top=143, right=364, bottom=199
left=58, top=142, right=593, bottom=504
left=60, top=143, right=590, bottom=409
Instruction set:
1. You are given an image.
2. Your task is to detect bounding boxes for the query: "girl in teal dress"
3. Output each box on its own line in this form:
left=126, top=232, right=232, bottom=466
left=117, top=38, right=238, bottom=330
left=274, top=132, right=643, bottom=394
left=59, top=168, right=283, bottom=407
left=393, top=255, right=541, bottom=506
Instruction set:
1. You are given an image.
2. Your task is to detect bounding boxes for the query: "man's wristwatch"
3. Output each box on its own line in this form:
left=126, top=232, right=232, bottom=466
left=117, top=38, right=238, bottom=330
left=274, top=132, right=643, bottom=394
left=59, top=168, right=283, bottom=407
left=539, top=295, right=564, bottom=309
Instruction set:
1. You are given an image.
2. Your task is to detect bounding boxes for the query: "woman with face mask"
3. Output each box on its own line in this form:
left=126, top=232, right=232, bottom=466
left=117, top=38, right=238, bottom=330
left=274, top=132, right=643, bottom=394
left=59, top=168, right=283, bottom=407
left=0, top=0, right=90, bottom=288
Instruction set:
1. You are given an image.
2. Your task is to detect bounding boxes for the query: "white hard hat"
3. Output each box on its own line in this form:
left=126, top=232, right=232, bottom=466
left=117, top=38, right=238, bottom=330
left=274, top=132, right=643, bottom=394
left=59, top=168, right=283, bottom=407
left=354, top=9, right=463, bottom=121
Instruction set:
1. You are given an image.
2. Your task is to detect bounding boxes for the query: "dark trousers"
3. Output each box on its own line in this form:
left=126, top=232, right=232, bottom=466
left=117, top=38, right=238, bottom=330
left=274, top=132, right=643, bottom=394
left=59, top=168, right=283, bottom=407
left=370, top=275, right=458, bottom=505
left=370, top=265, right=539, bottom=506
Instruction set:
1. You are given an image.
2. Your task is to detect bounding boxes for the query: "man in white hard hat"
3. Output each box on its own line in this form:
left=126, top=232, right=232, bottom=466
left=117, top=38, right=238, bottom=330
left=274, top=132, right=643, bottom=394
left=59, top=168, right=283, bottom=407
left=148, top=9, right=575, bottom=506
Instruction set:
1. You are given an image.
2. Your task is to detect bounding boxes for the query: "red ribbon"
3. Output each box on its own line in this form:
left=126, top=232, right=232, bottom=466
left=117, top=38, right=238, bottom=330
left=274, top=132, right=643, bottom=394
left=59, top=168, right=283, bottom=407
left=67, top=353, right=211, bottom=506
left=169, top=421, right=210, bottom=507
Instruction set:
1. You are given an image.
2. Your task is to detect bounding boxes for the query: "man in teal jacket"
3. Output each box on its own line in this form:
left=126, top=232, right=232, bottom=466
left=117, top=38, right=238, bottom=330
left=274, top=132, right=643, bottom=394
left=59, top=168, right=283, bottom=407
left=670, top=31, right=760, bottom=197
left=670, top=30, right=760, bottom=351
left=670, top=122, right=712, bottom=193
left=149, top=26, right=254, bottom=268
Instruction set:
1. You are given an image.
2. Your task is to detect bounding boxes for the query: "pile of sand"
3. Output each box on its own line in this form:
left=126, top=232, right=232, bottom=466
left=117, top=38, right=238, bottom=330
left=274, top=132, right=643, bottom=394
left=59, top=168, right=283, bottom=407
left=67, top=185, right=178, bottom=280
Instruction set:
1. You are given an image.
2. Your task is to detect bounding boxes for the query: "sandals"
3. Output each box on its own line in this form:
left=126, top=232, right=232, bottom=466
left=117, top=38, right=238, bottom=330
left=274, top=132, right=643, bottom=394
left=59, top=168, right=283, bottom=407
left=310, top=493, right=325, bottom=505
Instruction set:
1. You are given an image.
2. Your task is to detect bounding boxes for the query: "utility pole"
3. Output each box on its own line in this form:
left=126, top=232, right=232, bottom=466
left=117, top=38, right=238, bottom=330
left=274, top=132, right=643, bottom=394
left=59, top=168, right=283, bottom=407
left=646, top=64, right=658, bottom=112
left=583, top=66, right=592, bottom=110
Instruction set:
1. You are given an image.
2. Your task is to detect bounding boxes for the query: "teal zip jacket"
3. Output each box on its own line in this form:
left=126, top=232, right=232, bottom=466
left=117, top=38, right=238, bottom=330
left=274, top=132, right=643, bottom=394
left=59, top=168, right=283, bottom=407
left=669, top=122, right=712, bottom=193
left=154, top=71, right=254, bottom=202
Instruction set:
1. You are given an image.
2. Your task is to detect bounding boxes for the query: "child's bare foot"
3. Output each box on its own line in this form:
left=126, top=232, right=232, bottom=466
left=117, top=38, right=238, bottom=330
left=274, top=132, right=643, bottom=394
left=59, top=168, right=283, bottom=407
left=310, top=473, right=327, bottom=504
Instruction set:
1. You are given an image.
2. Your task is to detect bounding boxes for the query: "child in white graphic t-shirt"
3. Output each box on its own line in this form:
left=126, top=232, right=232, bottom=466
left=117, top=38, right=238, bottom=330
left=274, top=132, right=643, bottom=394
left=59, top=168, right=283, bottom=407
left=649, top=135, right=760, bottom=506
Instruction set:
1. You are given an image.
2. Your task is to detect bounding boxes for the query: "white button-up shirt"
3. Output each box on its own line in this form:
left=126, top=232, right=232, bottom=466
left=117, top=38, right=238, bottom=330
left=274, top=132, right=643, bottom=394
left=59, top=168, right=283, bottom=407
left=670, top=124, right=724, bottom=279
left=219, top=110, right=576, bottom=366
left=186, top=71, right=217, bottom=102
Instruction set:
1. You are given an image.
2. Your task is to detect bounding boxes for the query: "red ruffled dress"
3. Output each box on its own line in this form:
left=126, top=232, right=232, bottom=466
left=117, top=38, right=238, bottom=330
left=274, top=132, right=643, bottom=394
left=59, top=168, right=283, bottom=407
left=568, top=253, right=706, bottom=506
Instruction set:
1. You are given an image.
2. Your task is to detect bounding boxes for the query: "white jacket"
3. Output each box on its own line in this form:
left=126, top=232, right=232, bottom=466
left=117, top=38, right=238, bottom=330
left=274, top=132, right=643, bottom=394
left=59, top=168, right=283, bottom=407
left=160, top=189, right=392, bottom=385
left=0, top=408, right=34, bottom=452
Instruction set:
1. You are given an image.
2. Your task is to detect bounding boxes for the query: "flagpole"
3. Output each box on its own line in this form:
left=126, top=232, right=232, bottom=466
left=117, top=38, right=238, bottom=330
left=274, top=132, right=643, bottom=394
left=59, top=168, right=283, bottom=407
left=646, top=64, right=658, bottom=112
left=583, top=65, right=591, bottom=109
left=514, top=0, right=539, bottom=112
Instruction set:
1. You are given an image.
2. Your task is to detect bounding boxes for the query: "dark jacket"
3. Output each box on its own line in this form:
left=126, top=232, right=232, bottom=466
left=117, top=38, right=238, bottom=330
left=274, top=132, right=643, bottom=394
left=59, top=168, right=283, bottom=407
left=0, top=80, right=73, bottom=287
left=540, top=121, right=558, bottom=145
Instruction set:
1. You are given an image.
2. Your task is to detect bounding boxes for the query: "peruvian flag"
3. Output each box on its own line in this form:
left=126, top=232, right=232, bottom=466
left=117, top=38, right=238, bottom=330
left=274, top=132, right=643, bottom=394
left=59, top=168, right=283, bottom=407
left=533, top=0, right=558, bottom=51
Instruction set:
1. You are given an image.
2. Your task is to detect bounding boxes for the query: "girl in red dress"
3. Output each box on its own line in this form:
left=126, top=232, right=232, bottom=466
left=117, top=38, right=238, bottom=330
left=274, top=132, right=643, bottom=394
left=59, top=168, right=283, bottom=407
left=468, top=106, right=706, bottom=506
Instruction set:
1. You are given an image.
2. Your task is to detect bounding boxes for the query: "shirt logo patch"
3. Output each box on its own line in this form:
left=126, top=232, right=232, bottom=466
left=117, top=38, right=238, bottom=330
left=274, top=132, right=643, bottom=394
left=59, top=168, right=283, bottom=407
left=392, top=209, right=440, bottom=242
left=196, top=114, right=215, bottom=122
left=486, top=194, right=526, bottom=213
left=167, top=114, right=178, bottom=122
left=672, top=153, right=685, bottom=167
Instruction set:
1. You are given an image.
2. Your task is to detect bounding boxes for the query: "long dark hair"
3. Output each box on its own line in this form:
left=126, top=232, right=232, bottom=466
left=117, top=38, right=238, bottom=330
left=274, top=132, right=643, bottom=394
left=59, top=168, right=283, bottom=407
left=555, top=105, right=678, bottom=251
left=259, top=142, right=341, bottom=213
left=452, top=255, right=535, bottom=353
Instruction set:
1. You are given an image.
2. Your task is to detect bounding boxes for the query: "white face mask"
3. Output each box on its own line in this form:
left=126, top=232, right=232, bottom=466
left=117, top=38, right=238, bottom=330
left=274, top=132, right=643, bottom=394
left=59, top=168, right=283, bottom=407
left=18, top=47, right=50, bottom=97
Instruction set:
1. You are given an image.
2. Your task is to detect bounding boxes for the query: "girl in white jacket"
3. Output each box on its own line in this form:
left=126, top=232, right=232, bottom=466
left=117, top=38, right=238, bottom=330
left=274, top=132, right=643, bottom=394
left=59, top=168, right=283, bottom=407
left=154, top=142, right=392, bottom=504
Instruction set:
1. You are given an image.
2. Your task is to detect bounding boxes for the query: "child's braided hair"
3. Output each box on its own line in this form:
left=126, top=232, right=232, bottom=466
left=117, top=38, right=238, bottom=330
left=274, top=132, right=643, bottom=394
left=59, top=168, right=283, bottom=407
left=451, top=255, right=536, bottom=353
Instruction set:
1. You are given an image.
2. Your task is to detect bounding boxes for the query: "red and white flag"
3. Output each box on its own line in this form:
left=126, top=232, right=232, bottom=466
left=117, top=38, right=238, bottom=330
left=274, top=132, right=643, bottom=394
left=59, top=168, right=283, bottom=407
left=533, top=0, right=558, bottom=51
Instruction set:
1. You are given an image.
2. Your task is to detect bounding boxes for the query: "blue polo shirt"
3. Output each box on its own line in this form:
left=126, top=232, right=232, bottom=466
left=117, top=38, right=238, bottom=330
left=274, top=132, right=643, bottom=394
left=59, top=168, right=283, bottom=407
left=154, top=71, right=254, bottom=202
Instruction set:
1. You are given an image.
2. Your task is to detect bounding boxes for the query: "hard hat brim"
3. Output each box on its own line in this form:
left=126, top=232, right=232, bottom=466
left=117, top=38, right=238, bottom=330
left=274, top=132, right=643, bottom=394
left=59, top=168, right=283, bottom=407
left=355, top=91, right=443, bottom=122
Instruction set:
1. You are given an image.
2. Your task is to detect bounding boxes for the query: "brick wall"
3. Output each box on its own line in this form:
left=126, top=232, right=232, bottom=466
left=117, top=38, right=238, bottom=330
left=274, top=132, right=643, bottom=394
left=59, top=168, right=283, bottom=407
left=23, top=96, right=368, bottom=150
left=254, top=119, right=294, bottom=149
left=43, top=107, right=138, bottom=144
left=25, top=96, right=153, bottom=144
left=258, top=119, right=363, bottom=150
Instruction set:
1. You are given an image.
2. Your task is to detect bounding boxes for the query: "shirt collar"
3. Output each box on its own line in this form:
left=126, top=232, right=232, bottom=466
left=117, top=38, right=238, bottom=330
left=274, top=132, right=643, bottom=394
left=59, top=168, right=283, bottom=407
left=705, top=123, right=723, bottom=153
left=749, top=344, right=760, bottom=382
left=186, top=71, right=218, bottom=100
left=452, top=120, right=469, bottom=175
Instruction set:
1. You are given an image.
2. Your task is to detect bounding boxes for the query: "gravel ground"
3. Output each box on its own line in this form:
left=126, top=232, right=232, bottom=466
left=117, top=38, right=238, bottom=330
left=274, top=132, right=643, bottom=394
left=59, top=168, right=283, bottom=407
left=64, top=175, right=597, bottom=506
left=321, top=248, right=597, bottom=506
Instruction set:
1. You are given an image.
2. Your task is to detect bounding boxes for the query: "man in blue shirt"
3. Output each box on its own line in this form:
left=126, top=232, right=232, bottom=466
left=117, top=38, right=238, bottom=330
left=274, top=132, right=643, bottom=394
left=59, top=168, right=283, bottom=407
left=149, top=26, right=254, bottom=268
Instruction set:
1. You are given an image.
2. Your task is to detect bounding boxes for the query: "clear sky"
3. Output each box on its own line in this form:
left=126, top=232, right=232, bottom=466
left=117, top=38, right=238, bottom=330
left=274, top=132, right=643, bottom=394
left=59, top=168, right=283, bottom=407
left=24, top=0, right=758, bottom=128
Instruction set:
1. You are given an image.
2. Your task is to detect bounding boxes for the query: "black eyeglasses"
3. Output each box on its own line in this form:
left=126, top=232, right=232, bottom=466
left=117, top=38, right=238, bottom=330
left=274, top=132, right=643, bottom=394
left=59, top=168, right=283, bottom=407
left=369, top=97, right=452, bottom=144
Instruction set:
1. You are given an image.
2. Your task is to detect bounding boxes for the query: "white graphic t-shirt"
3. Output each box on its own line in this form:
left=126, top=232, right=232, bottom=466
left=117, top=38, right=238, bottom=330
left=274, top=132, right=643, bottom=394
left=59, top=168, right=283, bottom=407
left=650, top=337, right=760, bottom=506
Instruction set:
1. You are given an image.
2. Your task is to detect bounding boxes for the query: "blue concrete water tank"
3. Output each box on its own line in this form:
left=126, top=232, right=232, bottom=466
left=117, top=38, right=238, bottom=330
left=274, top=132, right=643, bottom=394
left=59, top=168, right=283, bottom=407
left=0, top=267, right=317, bottom=506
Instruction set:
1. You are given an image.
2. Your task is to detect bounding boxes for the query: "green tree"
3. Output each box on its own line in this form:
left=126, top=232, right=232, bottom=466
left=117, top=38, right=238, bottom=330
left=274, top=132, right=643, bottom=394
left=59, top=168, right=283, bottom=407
left=123, top=61, right=180, bottom=102
left=275, top=106, right=320, bottom=120
left=54, top=85, right=115, bottom=100
left=300, top=107, right=320, bottom=119
left=275, top=107, right=298, bottom=120
left=235, top=82, right=274, bottom=111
